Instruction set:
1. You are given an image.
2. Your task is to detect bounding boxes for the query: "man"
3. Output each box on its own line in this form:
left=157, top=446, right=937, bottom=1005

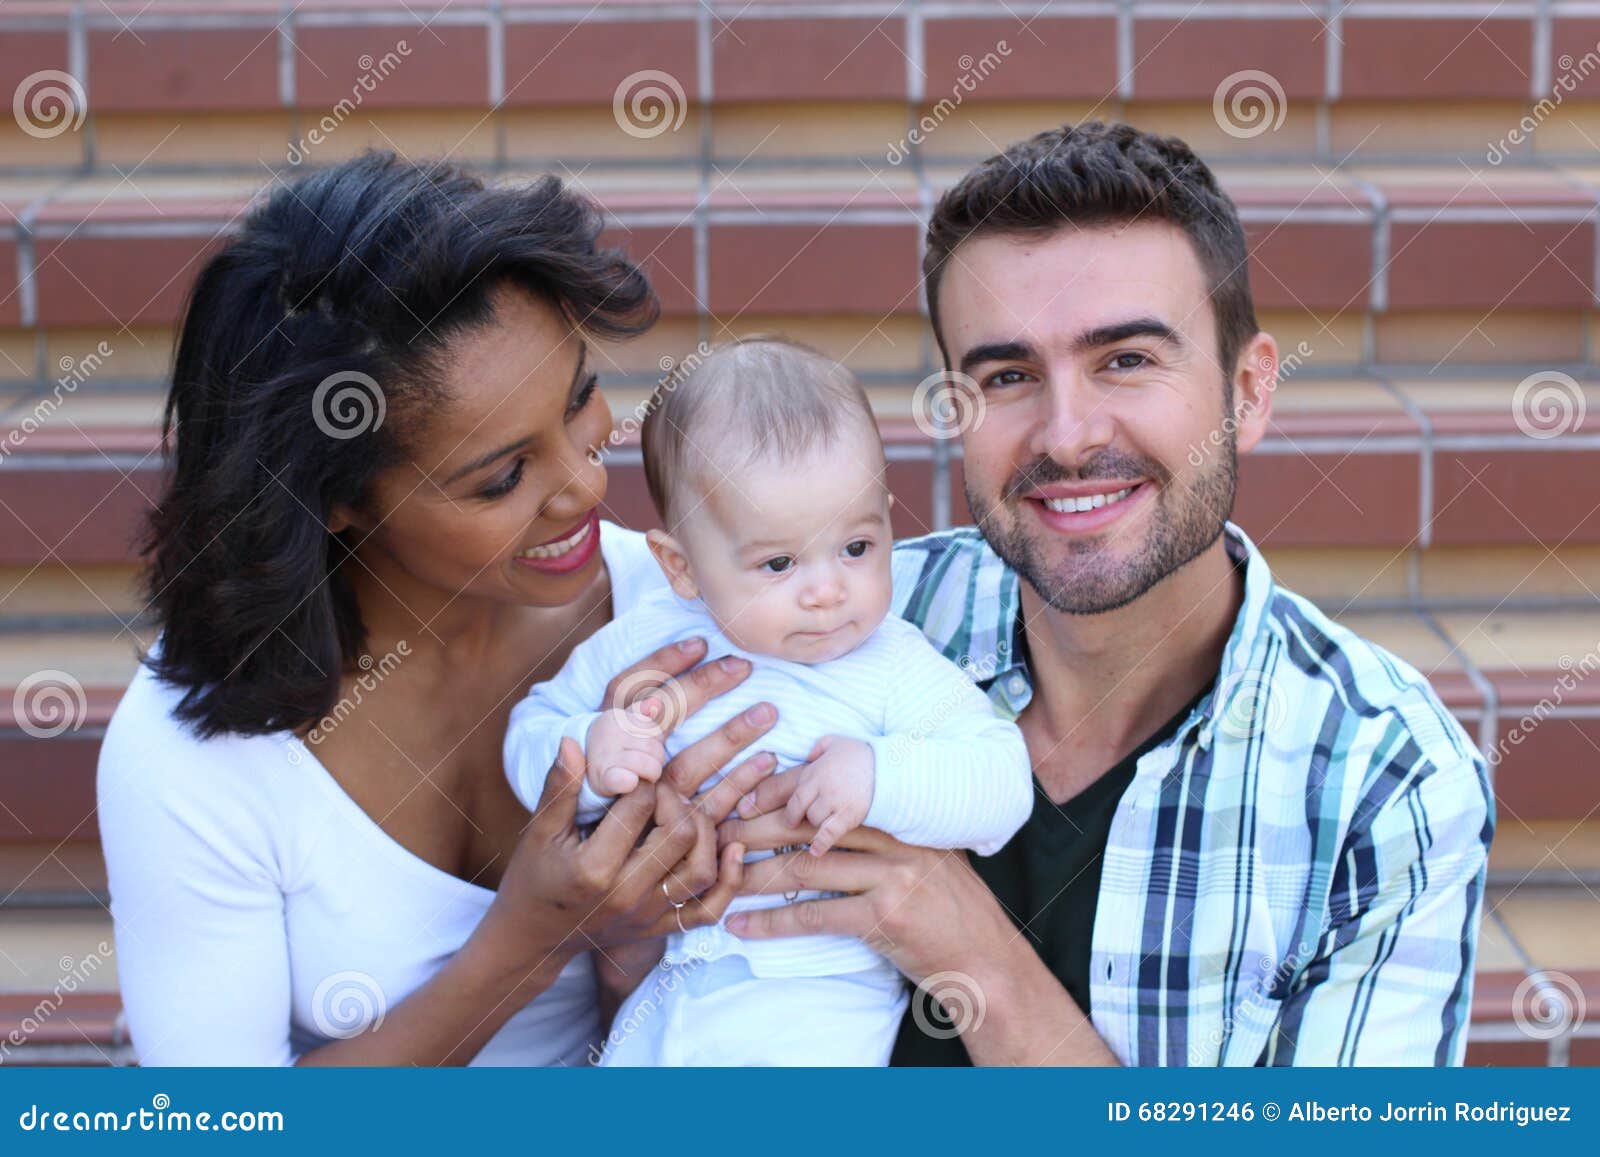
left=722, top=121, right=1493, bottom=1065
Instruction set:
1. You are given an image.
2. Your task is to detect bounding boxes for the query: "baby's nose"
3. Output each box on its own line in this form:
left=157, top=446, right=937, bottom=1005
left=802, top=574, right=847, bottom=607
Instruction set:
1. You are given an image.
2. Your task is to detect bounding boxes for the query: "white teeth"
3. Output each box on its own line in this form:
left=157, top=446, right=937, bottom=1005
left=1043, top=487, right=1133, bottom=514
left=520, top=519, right=592, bottom=560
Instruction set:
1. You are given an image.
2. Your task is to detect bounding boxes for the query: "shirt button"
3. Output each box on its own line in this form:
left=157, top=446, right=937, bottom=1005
left=1007, top=673, right=1026, bottom=696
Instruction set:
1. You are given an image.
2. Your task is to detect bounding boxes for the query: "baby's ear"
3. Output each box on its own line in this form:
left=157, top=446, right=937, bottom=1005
left=645, top=528, right=698, bottom=599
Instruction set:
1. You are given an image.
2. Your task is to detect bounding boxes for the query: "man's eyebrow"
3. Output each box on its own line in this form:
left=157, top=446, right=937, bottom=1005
left=441, top=343, right=589, bottom=485
left=959, top=340, right=1035, bottom=375
left=957, top=319, right=1184, bottom=375
left=1070, top=317, right=1183, bottom=353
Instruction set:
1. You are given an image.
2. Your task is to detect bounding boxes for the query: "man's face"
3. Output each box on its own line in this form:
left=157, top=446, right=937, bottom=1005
left=936, top=221, right=1268, bottom=615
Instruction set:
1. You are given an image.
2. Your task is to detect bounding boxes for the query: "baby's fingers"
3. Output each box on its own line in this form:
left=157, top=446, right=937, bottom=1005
left=738, top=768, right=798, bottom=819
left=783, top=776, right=820, bottom=828
left=598, top=766, right=641, bottom=795
left=807, top=814, right=849, bottom=857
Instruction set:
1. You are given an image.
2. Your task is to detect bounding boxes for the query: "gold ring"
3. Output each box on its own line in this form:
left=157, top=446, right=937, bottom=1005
left=674, top=905, right=689, bottom=934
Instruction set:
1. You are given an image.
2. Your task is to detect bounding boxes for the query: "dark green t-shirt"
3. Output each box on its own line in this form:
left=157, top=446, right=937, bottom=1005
left=890, top=680, right=1210, bottom=1066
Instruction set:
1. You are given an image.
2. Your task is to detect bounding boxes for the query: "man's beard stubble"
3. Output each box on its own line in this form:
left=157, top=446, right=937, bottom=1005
left=966, top=438, right=1238, bottom=616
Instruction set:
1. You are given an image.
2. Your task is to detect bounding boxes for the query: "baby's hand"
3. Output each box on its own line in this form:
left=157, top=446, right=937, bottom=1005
left=586, top=700, right=667, bottom=798
left=783, top=735, right=875, bottom=856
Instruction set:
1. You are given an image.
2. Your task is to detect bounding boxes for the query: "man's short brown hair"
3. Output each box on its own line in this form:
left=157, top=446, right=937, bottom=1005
left=922, top=120, right=1259, bottom=383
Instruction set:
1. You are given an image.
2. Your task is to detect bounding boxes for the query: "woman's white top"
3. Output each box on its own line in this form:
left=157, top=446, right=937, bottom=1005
left=97, top=520, right=661, bottom=1066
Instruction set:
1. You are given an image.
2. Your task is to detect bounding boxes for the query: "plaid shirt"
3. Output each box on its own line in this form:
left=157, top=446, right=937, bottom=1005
left=890, top=522, right=1494, bottom=1066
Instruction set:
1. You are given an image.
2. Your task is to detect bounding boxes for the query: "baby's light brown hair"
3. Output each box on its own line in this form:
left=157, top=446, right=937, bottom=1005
left=640, top=336, right=884, bottom=533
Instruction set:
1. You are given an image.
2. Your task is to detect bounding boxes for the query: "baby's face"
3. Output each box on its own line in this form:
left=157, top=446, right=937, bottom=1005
left=677, top=428, right=894, bottom=664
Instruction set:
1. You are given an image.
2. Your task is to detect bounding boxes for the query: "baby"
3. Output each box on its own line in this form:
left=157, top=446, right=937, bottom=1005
left=503, top=337, right=1033, bottom=1066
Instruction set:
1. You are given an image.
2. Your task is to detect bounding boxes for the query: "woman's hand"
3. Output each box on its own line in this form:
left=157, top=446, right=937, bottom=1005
left=475, top=737, right=777, bottom=992
left=594, top=635, right=780, bottom=907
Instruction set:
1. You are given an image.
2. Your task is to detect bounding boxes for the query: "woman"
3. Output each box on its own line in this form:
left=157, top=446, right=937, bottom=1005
left=96, top=153, right=778, bottom=1065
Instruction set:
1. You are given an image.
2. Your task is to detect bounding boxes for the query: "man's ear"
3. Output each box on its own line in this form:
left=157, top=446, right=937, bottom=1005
left=645, top=528, right=699, bottom=600
left=1229, top=331, right=1279, bottom=456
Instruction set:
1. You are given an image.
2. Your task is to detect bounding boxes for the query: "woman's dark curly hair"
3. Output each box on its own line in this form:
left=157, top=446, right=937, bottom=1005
left=143, top=152, right=657, bottom=739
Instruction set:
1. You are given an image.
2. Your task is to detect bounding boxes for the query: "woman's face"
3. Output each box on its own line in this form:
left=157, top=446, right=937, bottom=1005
left=351, top=283, right=616, bottom=610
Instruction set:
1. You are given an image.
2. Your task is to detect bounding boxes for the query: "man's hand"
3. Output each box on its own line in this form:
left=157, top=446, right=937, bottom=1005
left=716, top=810, right=1120, bottom=1066
left=585, top=700, right=667, bottom=797
left=717, top=812, right=998, bottom=985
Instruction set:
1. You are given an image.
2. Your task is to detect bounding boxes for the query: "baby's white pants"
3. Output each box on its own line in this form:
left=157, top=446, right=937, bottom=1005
left=594, top=954, right=909, bottom=1067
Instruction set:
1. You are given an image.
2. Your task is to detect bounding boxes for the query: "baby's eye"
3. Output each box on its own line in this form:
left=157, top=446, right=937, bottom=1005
left=844, top=539, right=871, bottom=558
left=762, top=556, right=794, bottom=574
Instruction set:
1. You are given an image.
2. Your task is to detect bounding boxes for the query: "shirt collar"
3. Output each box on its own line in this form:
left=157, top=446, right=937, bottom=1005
left=966, top=522, right=1279, bottom=739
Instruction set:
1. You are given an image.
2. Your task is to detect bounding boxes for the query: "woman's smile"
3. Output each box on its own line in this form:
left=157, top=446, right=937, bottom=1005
left=515, top=509, right=600, bottom=574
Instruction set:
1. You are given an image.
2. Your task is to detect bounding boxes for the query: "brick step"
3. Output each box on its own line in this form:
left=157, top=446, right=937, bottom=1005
left=1, top=163, right=1595, bottom=340
left=4, top=2, right=1600, bottom=175
left=0, top=840, right=104, bottom=909
left=3, top=609, right=1597, bottom=843
left=9, top=541, right=1600, bottom=634
left=5, top=375, right=1600, bottom=566
left=1490, top=821, right=1600, bottom=890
